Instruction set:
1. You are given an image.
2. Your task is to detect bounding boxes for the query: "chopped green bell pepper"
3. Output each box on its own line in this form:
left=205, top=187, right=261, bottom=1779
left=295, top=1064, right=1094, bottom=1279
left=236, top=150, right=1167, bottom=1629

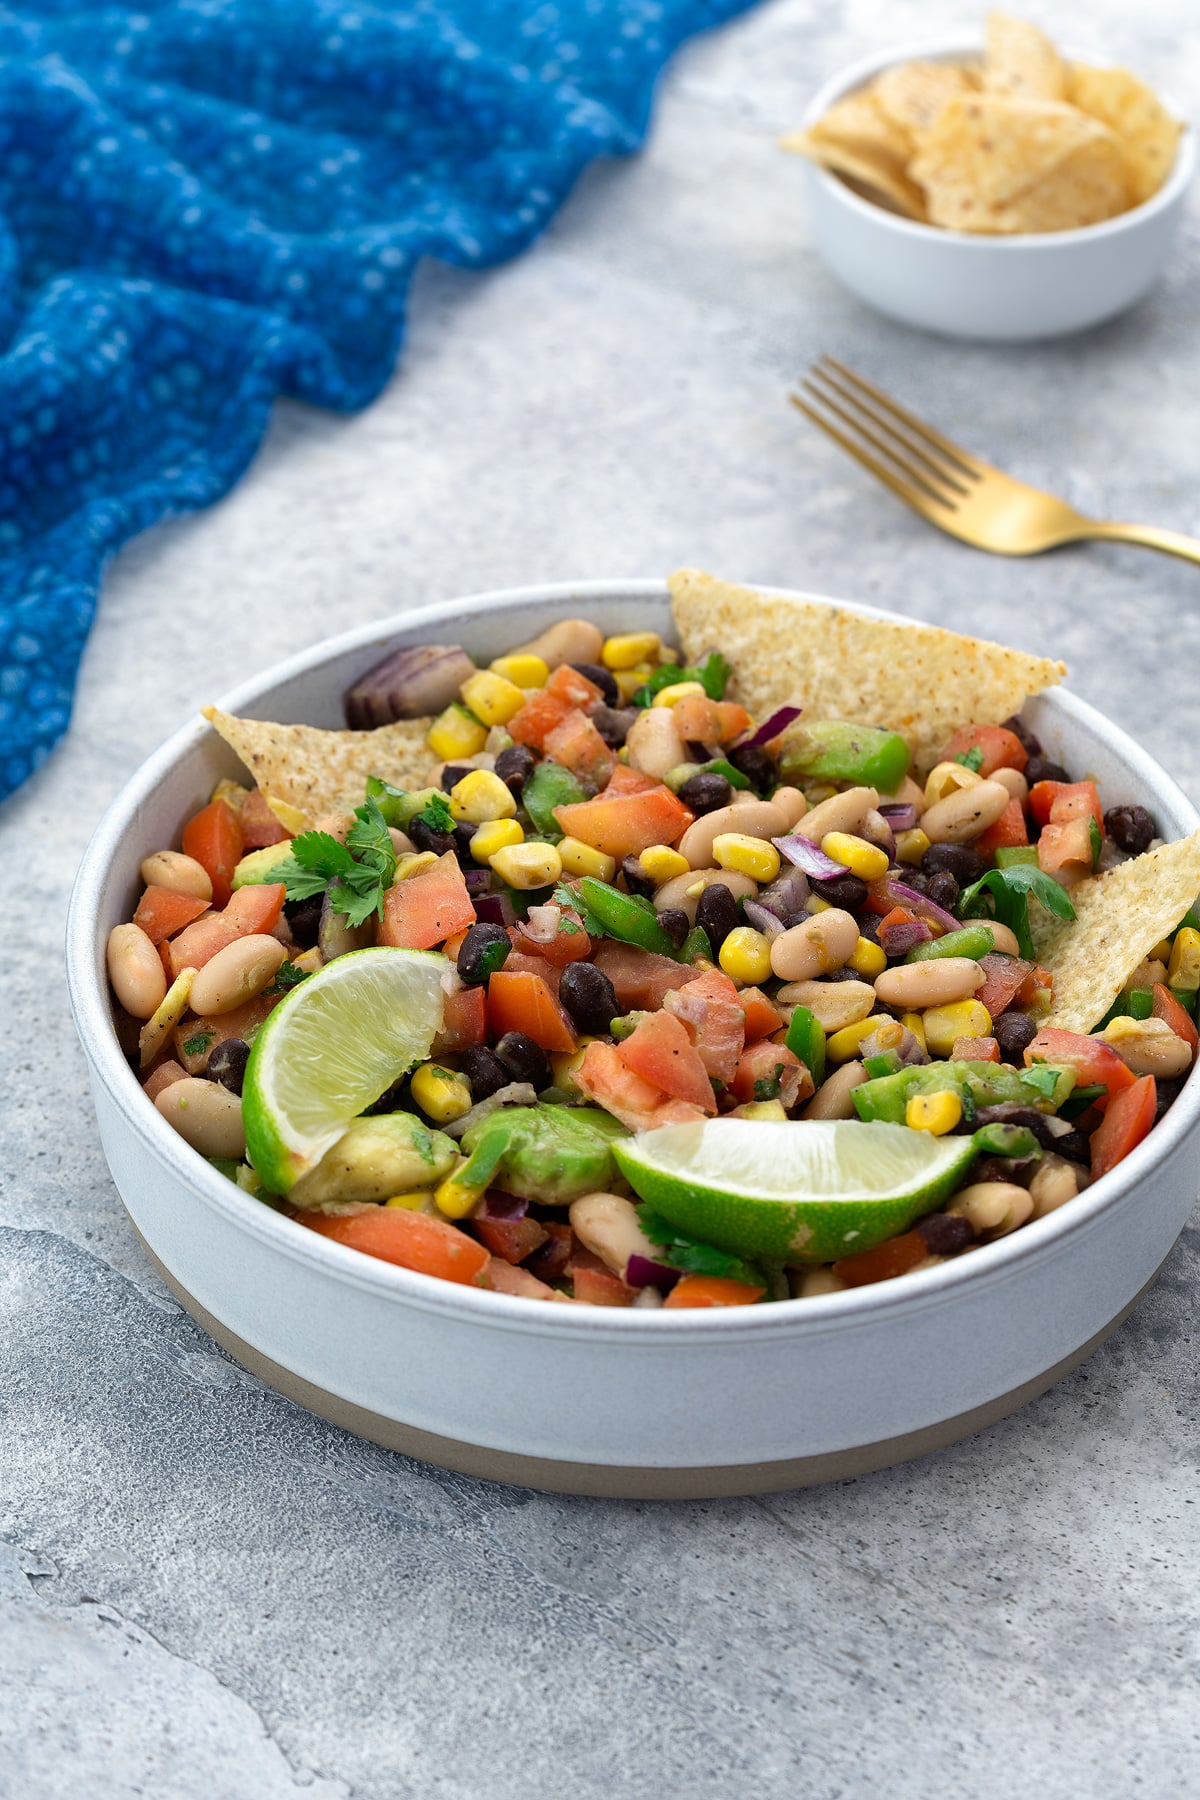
left=577, top=877, right=678, bottom=957
left=523, top=759, right=586, bottom=842
left=784, top=1005, right=826, bottom=1087
left=905, top=924, right=996, bottom=964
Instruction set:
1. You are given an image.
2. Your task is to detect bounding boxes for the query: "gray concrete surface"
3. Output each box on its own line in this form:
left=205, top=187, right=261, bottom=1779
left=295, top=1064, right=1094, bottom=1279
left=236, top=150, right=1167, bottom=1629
left=4, top=2, right=1200, bottom=1794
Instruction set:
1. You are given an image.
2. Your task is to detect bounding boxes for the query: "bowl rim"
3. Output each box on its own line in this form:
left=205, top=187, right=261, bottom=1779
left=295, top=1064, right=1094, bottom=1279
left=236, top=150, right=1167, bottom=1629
left=798, top=35, right=1196, bottom=248
left=67, top=576, right=1200, bottom=1342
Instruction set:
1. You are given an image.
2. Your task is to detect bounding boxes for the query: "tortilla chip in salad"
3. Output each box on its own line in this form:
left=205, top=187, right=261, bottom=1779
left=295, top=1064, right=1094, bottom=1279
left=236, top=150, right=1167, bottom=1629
left=203, top=707, right=434, bottom=830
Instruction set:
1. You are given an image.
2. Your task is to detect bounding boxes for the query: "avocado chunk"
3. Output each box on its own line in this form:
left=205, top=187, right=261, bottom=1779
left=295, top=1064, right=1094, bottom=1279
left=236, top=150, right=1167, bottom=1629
left=289, top=1112, right=458, bottom=1210
left=457, top=1104, right=629, bottom=1206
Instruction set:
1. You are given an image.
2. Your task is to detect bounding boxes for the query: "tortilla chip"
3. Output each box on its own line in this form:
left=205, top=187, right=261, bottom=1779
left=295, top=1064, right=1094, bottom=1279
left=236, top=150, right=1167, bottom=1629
left=668, top=570, right=1066, bottom=772
left=982, top=133, right=1129, bottom=233
left=983, top=12, right=1065, bottom=102
left=1067, top=63, right=1182, bottom=205
left=803, top=89, right=914, bottom=164
left=874, top=59, right=975, bottom=133
left=781, top=100, right=927, bottom=221
left=1034, top=832, right=1200, bottom=1033
left=910, top=95, right=1125, bottom=232
left=202, top=707, right=435, bottom=829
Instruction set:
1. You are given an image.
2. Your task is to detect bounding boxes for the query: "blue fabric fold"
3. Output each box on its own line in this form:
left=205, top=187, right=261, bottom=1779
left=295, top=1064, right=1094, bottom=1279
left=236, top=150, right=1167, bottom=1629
left=0, top=0, right=754, bottom=801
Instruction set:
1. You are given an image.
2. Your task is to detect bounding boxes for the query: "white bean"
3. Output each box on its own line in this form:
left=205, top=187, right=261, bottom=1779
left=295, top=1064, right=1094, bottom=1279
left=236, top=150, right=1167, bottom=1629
left=873, top=957, right=985, bottom=1010
left=107, top=923, right=167, bottom=1020
left=155, top=1077, right=247, bottom=1159
left=949, top=1181, right=1032, bottom=1237
left=792, top=1267, right=846, bottom=1297
left=188, top=935, right=287, bottom=1016
left=770, top=908, right=859, bottom=982
left=879, top=776, right=926, bottom=819
left=652, top=868, right=758, bottom=923
left=1029, top=1155, right=1079, bottom=1220
left=991, top=766, right=1029, bottom=804
left=138, top=850, right=212, bottom=901
left=626, top=707, right=686, bottom=781
left=987, top=922, right=1023, bottom=957
left=771, top=786, right=808, bottom=829
left=512, top=618, right=604, bottom=669
left=921, top=780, right=1011, bottom=845
left=1102, top=1018, right=1193, bottom=1077
left=795, top=786, right=878, bottom=844
left=777, top=978, right=876, bottom=1034
left=679, top=799, right=789, bottom=870
left=568, top=1193, right=659, bottom=1279
left=802, top=1060, right=867, bottom=1120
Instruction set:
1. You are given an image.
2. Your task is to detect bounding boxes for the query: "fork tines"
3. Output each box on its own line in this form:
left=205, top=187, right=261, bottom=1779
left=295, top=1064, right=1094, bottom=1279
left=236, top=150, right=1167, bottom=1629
left=792, top=356, right=983, bottom=514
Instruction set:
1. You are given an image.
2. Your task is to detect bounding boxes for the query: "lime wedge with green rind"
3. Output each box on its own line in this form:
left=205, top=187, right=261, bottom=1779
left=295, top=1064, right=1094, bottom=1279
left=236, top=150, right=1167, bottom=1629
left=243, top=946, right=449, bottom=1194
left=613, top=1119, right=979, bottom=1265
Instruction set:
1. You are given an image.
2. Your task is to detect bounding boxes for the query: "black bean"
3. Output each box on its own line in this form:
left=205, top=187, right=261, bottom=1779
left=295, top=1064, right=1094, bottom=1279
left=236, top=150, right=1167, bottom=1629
left=1001, top=714, right=1042, bottom=759
left=917, top=1212, right=974, bottom=1254
left=695, top=882, right=742, bottom=953
left=973, top=1102, right=1056, bottom=1148
left=283, top=892, right=323, bottom=951
left=972, top=1156, right=1035, bottom=1188
left=1104, top=804, right=1156, bottom=856
left=1155, top=1075, right=1186, bottom=1120
left=456, top=921, right=511, bottom=987
left=569, top=662, right=620, bottom=706
left=678, top=770, right=733, bottom=814
left=559, top=961, right=620, bottom=1035
left=494, top=1031, right=552, bottom=1090
left=441, top=763, right=474, bottom=793
left=621, top=855, right=656, bottom=899
left=592, top=705, right=637, bottom=749
left=925, top=870, right=960, bottom=911
left=460, top=1045, right=510, bottom=1102
left=727, top=742, right=776, bottom=791
left=1024, top=755, right=1071, bottom=787
left=810, top=873, right=868, bottom=909
left=900, top=869, right=929, bottom=895
left=1054, top=1129, right=1091, bottom=1167
left=494, top=744, right=535, bottom=796
left=208, top=1039, right=249, bottom=1097
left=453, top=822, right=480, bottom=864
left=992, top=1011, right=1039, bottom=1062
left=921, top=842, right=987, bottom=886
left=657, top=908, right=690, bottom=949
left=409, top=815, right=455, bottom=856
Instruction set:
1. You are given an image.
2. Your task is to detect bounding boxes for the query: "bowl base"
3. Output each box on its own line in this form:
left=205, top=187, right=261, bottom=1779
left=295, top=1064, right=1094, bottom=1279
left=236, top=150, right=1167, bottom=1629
left=136, top=1232, right=1159, bottom=1499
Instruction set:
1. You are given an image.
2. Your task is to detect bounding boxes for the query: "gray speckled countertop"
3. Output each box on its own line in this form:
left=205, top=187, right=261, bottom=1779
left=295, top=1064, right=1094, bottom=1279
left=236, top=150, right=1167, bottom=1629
left=5, top=3, right=1200, bottom=1795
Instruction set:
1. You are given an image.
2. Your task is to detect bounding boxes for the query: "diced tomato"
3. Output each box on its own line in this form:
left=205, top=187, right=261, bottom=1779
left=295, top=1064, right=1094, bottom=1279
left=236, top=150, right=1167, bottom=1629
left=574, top=1040, right=708, bottom=1132
left=715, top=702, right=753, bottom=741
left=738, top=986, right=784, bottom=1044
left=182, top=798, right=244, bottom=908
left=952, top=1035, right=1000, bottom=1062
left=1016, top=964, right=1053, bottom=1009
left=544, top=663, right=604, bottom=709
left=1029, top=780, right=1103, bottom=831
left=662, top=1273, right=765, bottom=1308
left=602, top=763, right=660, bottom=797
left=526, top=1221, right=573, bottom=1281
left=142, top=1059, right=187, bottom=1102
left=502, top=948, right=563, bottom=995
left=975, top=797, right=1029, bottom=858
left=133, top=885, right=209, bottom=946
left=976, top=951, right=1033, bottom=1021
left=486, top=969, right=577, bottom=1053
left=508, top=688, right=576, bottom=751
left=543, top=711, right=616, bottom=787
left=552, top=787, right=694, bottom=861
left=573, top=1266, right=636, bottom=1307
left=486, top=1258, right=556, bottom=1299
left=729, top=1039, right=811, bottom=1107
left=833, top=1228, right=928, bottom=1288
left=878, top=905, right=918, bottom=935
left=168, top=882, right=286, bottom=976
left=1037, top=818, right=1094, bottom=878
left=240, top=787, right=290, bottom=848
left=670, top=693, right=721, bottom=743
left=432, top=982, right=486, bottom=1053
left=514, top=910, right=593, bottom=967
left=616, top=1011, right=717, bottom=1113
left=299, top=1207, right=491, bottom=1286
left=473, top=1215, right=550, bottom=1265
left=1025, top=1026, right=1136, bottom=1102
left=379, top=852, right=475, bottom=950
left=664, top=969, right=745, bottom=1082
left=592, top=941, right=698, bottom=1011
left=173, top=992, right=278, bottom=1072
left=939, top=724, right=1029, bottom=776
left=1151, top=983, right=1198, bottom=1055
left=1090, top=1075, right=1157, bottom=1179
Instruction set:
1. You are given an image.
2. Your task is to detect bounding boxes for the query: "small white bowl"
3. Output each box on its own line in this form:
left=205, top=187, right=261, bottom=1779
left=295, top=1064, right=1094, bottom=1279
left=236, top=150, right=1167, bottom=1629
left=67, top=581, right=1200, bottom=1497
left=799, top=38, right=1195, bottom=341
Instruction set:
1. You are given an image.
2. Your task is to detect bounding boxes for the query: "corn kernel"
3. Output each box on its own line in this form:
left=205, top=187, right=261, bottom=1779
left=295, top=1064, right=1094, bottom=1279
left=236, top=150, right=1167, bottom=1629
left=410, top=1064, right=474, bottom=1124
left=821, top=831, right=889, bottom=882
left=895, top=827, right=931, bottom=867
left=718, top=926, right=774, bottom=987
left=558, top=836, right=617, bottom=882
left=290, top=946, right=324, bottom=976
left=826, top=1015, right=886, bottom=1063
left=449, top=768, right=517, bottom=824
left=459, top=669, right=526, bottom=728
left=490, top=652, right=549, bottom=689
left=923, top=998, right=993, bottom=1058
left=434, top=1174, right=485, bottom=1221
left=925, top=761, right=980, bottom=806
left=728, top=1098, right=789, bottom=1121
left=651, top=680, right=707, bottom=709
left=1168, top=926, right=1200, bottom=992
left=658, top=645, right=681, bottom=665
left=427, top=703, right=487, bottom=762
left=639, top=844, right=690, bottom=883
left=902, top=1012, right=927, bottom=1053
left=615, top=664, right=655, bottom=702
left=906, top=1090, right=963, bottom=1135
left=602, top=632, right=661, bottom=670
left=212, top=777, right=250, bottom=808
left=806, top=894, right=832, bottom=913
left=490, top=841, right=563, bottom=889
left=385, top=1192, right=438, bottom=1212
left=712, top=832, right=781, bottom=883
left=847, top=935, right=887, bottom=977
left=873, top=1018, right=905, bottom=1050
left=395, top=851, right=440, bottom=881
left=1150, top=938, right=1174, bottom=964
left=470, top=818, right=524, bottom=862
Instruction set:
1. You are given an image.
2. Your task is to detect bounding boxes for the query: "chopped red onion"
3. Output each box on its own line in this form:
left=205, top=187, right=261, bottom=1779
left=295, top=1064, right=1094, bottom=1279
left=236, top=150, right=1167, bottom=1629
left=878, top=801, right=918, bottom=832
left=625, top=1254, right=681, bottom=1292
left=885, top=877, right=959, bottom=936
left=463, top=868, right=491, bottom=896
left=756, top=864, right=810, bottom=923
left=743, top=899, right=785, bottom=940
left=774, top=833, right=849, bottom=881
left=521, top=904, right=561, bottom=945
left=746, top=705, right=802, bottom=747
left=472, top=893, right=516, bottom=928
left=480, top=1190, right=528, bottom=1220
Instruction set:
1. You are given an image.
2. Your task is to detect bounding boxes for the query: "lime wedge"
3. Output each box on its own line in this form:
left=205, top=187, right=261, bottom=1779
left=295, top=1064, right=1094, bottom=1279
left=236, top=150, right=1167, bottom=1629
left=243, top=947, right=449, bottom=1193
left=613, top=1119, right=978, bottom=1265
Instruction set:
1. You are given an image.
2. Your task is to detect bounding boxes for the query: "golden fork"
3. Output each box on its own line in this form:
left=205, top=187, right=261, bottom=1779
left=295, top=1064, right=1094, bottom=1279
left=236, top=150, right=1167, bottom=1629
left=792, top=357, right=1200, bottom=566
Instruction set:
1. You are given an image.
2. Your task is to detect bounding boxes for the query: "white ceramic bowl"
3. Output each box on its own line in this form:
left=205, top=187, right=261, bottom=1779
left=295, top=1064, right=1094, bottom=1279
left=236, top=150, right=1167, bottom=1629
left=800, top=39, right=1195, bottom=341
left=67, top=580, right=1200, bottom=1497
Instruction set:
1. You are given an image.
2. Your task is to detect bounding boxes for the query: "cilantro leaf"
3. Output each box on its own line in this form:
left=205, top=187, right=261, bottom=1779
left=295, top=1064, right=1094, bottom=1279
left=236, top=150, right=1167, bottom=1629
left=254, top=798, right=398, bottom=926
left=553, top=880, right=608, bottom=940
left=753, top=1070, right=783, bottom=1101
left=1018, top=1064, right=1062, bottom=1102
left=181, top=1029, right=214, bottom=1058
left=955, top=746, right=984, bottom=773
left=267, top=960, right=311, bottom=994
left=957, top=864, right=1075, bottom=959
left=415, top=790, right=455, bottom=835
left=638, top=1209, right=767, bottom=1290
left=695, top=650, right=731, bottom=701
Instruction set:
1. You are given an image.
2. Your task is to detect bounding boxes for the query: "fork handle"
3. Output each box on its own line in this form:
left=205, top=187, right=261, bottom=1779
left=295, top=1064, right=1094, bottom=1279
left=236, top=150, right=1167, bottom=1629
left=1085, top=522, right=1200, bottom=566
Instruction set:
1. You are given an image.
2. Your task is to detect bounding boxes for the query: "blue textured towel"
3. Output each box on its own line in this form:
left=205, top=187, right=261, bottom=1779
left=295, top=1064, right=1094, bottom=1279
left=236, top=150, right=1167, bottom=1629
left=0, top=0, right=753, bottom=803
